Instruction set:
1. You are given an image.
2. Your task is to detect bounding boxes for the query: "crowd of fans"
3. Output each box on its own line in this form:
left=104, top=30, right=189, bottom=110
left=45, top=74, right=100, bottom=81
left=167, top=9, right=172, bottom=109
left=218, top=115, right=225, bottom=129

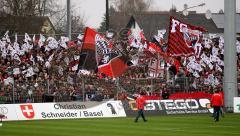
left=0, top=32, right=117, bottom=104
left=117, top=33, right=240, bottom=100
left=0, top=31, right=240, bottom=104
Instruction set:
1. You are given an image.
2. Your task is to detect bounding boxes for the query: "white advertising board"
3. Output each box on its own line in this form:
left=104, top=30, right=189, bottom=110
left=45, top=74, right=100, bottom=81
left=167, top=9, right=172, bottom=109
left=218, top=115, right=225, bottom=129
left=0, top=104, right=18, bottom=121
left=0, top=101, right=126, bottom=121
left=234, top=97, right=240, bottom=113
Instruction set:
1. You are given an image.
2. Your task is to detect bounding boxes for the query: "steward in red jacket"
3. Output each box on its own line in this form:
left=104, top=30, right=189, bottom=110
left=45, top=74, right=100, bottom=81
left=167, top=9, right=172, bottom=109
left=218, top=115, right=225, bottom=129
left=134, top=92, right=147, bottom=122
left=211, top=90, right=224, bottom=122
left=136, top=95, right=146, bottom=110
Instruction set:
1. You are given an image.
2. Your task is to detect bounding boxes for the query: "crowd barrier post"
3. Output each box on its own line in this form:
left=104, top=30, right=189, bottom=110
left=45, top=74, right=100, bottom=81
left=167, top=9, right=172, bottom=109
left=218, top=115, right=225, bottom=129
left=116, top=77, right=120, bottom=100
left=47, top=79, right=50, bottom=94
left=151, top=78, right=154, bottom=94
left=82, top=78, right=85, bottom=102
left=12, top=78, right=15, bottom=104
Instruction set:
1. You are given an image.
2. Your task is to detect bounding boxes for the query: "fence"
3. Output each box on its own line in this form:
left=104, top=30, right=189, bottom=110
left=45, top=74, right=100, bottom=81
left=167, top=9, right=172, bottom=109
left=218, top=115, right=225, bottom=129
left=0, top=75, right=118, bottom=104
left=1, top=72, right=240, bottom=104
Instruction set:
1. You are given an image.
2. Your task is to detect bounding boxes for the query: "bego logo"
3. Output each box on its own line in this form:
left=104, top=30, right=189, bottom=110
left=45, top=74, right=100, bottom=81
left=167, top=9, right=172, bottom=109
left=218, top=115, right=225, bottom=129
left=20, top=105, right=35, bottom=119
left=129, top=99, right=213, bottom=113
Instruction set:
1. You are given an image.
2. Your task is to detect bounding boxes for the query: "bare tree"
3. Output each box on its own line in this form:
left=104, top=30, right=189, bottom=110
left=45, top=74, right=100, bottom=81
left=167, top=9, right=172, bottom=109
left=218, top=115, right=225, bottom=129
left=98, top=5, right=116, bottom=32
left=0, top=0, right=59, bottom=16
left=98, top=0, right=151, bottom=31
left=52, top=5, right=86, bottom=38
left=114, top=0, right=151, bottom=15
left=0, top=0, right=86, bottom=37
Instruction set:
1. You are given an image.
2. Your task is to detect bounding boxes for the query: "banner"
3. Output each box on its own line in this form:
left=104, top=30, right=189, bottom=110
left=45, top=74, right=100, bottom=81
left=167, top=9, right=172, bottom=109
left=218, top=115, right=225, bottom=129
left=0, top=104, right=18, bottom=121
left=123, top=98, right=213, bottom=116
left=148, top=55, right=163, bottom=77
left=234, top=97, right=240, bottom=113
left=77, top=27, right=128, bottom=78
left=126, top=16, right=146, bottom=48
left=77, top=27, right=98, bottom=71
left=167, top=16, right=206, bottom=56
left=0, top=101, right=126, bottom=121
left=98, top=55, right=129, bottom=78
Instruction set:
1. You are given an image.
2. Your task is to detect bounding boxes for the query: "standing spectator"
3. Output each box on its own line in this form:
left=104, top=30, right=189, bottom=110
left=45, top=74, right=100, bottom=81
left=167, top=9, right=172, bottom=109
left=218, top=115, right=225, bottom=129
left=211, top=90, right=224, bottom=122
left=26, top=96, right=32, bottom=103
left=219, top=89, right=225, bottom=117
left=134, top=92, right=147, bottom=123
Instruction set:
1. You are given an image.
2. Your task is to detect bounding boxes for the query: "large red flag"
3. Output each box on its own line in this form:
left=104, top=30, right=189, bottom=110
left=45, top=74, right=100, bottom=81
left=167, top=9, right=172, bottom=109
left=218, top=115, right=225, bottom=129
left=167, top=16, right=206, bottom=56
left=78, top=27, right=114, bottom=70
left=77, top=27, right=129, bottom=78
left=77, top=27, right=98, bottom=71
left=147, top=42, right=163, bottom=55
left=98, top=55, right=129, bottom=78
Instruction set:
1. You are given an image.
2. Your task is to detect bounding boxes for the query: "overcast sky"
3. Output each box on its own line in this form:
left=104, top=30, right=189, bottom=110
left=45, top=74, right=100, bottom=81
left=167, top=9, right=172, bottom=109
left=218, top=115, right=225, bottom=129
left=64, top=0, right=240, bottom=29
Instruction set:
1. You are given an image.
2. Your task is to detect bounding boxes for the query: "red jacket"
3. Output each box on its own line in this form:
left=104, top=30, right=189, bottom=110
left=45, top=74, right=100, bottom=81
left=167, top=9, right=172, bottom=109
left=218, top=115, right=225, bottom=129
left=211, top=92, right=223, bottom=106
left=136, top=96, right=146, bottom=110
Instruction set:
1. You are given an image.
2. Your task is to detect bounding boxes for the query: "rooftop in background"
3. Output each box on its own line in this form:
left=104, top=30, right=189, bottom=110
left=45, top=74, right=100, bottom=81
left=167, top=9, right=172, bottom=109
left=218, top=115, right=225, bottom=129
left=0, top=15, right=56, bottom=37
left=212, top=13, right=240, bottom=33
left=109, top=11, right=240, bottom=40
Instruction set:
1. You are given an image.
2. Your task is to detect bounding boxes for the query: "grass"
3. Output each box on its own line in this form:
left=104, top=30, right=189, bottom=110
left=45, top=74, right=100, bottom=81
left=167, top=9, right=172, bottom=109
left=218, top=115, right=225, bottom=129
left=0, top=114, right=240, bottom=136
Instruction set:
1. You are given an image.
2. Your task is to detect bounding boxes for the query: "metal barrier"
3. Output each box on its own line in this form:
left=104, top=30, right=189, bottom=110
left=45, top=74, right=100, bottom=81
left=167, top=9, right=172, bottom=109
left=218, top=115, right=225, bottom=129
left=1, top=74, right=239, bottom=104
left=0, top=76, right=118, bottom=104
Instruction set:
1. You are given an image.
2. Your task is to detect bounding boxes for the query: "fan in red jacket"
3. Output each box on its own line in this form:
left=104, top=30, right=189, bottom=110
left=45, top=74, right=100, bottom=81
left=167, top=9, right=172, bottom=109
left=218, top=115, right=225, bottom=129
left=211, top=90, right=224, bottom=122
left=134, top=92, right=147, bottom=123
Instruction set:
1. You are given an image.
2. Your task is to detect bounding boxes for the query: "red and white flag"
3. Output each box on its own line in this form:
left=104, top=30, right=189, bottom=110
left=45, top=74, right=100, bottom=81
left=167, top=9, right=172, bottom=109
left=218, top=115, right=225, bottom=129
left=126, top=16, right=146, bottom=48
left=148, top=54, right=163, bottom=77
left=77, top=27, right=129, bottom=78
left=98, top=55, right=129, bottom=78
left=78, top=27, right=112, bottom=71
left=167, top=16, right=206, bottom=56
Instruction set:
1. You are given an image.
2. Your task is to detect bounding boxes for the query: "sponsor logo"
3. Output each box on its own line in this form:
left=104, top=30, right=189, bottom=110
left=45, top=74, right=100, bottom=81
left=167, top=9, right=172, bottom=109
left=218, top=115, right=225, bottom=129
left=128, top=99, right=213, bottom=114
left=145, top=99, right=211, bottom=111
left=107, top=103, right=117, bottom=115
left=237, top=104, right=240, bottom=111
left=0, top=107, right=8, bottom=115
left=20, top=105, right=35, bottom=119
left=54, top=104, right=86, bottom=110
left=234, top=97, right=240, bottom=113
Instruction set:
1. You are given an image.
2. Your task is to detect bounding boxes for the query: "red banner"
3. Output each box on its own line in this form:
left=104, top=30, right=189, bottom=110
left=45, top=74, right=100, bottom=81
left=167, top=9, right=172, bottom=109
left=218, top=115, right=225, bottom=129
left=167, top=16, right=206, bottom=56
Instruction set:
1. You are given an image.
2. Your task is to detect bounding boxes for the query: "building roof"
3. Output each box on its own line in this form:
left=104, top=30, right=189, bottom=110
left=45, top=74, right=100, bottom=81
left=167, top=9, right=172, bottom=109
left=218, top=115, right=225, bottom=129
left=109, top=11, right=223, bottom=40
left=0, top=16, right=55, bottom=36
left=212, top=13, right=240, bottom=33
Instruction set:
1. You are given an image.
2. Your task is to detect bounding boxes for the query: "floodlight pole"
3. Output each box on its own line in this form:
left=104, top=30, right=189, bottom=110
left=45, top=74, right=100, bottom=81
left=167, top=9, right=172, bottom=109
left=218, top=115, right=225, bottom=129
left=181, top=3, right=205, bottom=12
left=106, top=0, right=109, bottom=31
left=67, top=0, right=71, bottom=40
left=184, top=3, right=205, bottom=11
left=224, top=0, right=237, bottom=112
